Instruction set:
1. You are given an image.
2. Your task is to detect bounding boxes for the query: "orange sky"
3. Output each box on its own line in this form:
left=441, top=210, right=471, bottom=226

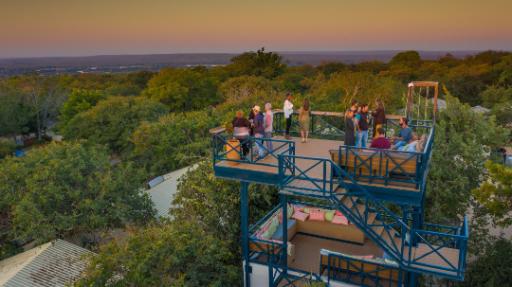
left=1, top=0, right=511, bottom=58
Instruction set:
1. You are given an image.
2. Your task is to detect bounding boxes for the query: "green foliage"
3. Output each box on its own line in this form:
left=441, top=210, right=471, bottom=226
left=131, top=110, right=220, bottom=177
left=426, top=93, right=509, bottom=222
left=62, top=96, right=168, bottom=154
left=0, top=138, right=16, bottom=158
left=227, top=47, right=286, bottom=79
left=389, top=50, right=421, bottom=68
left=143, top=68, right=220, bottom=111
left=0, top=142, right=155, bottom=245
left=218, top=75, right=280, bottom=113
left=308, top=71, right=403, bottom=112
left=473, top=161, right=512, bottom=226
left=480, top=86, right=512, bottom=108
left=0, top=81, right=33, bottom=136
left=75, top=221, right=239, bottom=287
left=58, top=89, right=107, bottom=128
left=460, top=238, right=512, bottom=287
left=171, top=161, right=278, bottom=243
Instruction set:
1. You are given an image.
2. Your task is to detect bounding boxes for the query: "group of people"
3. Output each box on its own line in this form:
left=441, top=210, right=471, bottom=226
left=232, top=95, right=425, bottom=162
left=344, top=100, right=424, bottom=152
left=231, top=93, right=312, bottom=159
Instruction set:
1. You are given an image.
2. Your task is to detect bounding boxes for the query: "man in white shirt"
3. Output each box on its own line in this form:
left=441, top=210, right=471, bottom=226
left=283, top=93, right=294, bottom=139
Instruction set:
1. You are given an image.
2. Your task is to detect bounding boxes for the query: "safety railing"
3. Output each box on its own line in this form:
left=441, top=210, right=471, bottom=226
left=273, top=110, right=345, bottom=140
left=212, top=130, right=295, bottom=169
left=320, top=249, right=403, bottom=287
left=337, top=125, right=434, bottom=192
left=277, top=154, right=468, bottom=280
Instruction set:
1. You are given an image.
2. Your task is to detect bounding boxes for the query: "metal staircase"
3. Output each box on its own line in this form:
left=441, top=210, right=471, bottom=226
left=279, top=155, right=468, bottom=281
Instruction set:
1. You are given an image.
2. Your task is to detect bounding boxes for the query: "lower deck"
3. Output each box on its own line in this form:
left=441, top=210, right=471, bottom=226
left=289, top=233, right=384, bottom=274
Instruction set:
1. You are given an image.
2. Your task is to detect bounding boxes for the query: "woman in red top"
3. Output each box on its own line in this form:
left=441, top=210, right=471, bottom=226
left=370, top=127, right=391, bottom=149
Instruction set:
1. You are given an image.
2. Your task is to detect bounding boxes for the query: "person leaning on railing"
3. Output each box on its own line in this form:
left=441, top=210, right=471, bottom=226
left=344, top=109, right=356, bottom=146
left=232, top=110, right=251, bottom=158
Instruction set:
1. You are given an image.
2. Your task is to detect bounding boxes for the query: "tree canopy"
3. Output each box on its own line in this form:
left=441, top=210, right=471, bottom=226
left=0, top=142, right=154, bottom=249
left=62, top=96, right=168, bottom=154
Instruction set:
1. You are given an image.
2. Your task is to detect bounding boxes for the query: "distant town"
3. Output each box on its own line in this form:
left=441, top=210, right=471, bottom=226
left=0, top=50, right=480, bottom=76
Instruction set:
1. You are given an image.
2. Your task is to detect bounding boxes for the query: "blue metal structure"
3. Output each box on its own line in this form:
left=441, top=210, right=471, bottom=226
left=210, top=111, right=469, bottom=287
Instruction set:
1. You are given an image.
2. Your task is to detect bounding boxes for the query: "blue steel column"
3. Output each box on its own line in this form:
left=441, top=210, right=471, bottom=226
left=280, top=194, right=288, bottom=283
left=241, top=181, right=250, bottom=287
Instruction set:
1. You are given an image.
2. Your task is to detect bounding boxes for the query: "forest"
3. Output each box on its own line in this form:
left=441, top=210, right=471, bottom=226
left=0, top=49, right=511, bottom=286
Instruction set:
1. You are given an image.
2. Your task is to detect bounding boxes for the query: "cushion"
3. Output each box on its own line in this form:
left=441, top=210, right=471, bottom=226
left=292, top=211, right=309, bottom=222
left=325, top=210, right=335, bottom=222
left=303, top=207, right=310, bottom=214
left=271, top=219, right=297, bottom=240
left=261, top=216, right=279, bottom=239
left=293, top=205, right=303, bottom=213
left=287, top=203, right=294, bottom=219
left=309, top=209, right=325, bottom=221
left=335, top=210, right=344, bottom=217
left=332, top=215, right=349, bottom=225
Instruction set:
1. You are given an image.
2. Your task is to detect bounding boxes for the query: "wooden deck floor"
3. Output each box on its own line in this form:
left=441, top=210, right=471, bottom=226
left=216, top=136, right=342, bottom=178
left=288, top=233, right=384, bottom=275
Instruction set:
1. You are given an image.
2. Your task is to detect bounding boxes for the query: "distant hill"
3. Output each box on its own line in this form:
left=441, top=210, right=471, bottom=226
left=0, top=50, right=480, bottom=76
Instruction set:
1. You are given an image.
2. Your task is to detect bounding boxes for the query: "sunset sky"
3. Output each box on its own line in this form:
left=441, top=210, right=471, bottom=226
left=1, top=0, right=512, bottom=58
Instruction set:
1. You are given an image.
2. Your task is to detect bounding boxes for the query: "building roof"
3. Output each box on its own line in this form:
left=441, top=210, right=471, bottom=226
left=146, top=164, right=197, bottom=218
left=0, top=239, right=94, bottom=287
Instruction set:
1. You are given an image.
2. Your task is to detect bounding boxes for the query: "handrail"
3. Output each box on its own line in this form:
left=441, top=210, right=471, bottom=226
left=320, top=249, right=402, bottom=287
left=278, top=154, right=468, bottom=279
left=212, top=132, right=295, bottom=168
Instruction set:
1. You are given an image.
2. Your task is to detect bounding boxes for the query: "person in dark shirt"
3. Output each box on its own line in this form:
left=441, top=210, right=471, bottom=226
left=392, top=117, right=413, bottom=150
left=232, top=111, right=251, bottom=157
left=344, top=109, right=356, bottom=146
left=355, top=104, right=369, bottom=148
left=253, top=105, right=266, bottom=158
left=371, top=99, right=386, bottom=138
left=370, top=128, right=391, bottom=149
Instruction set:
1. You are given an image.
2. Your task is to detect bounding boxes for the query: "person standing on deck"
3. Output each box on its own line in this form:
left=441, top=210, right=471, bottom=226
left=355, top=104, right=369, bottom=148
left=253, top=105, right=266, bottom=159
left=232, top=111, right=251, bottom=158
left=298, top=99, right=311, bottom=143
left=248, top=106, right=257, bottom=136
left=283, top=93, right=294, bottom=139
left=264, top=103, right=274, bottom=153
left=344, top=109, right=356, bottom=146
left=371, top=99, right=386, bottom=138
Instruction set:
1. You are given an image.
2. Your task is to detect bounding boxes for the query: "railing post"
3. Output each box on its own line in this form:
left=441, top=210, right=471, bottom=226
left=241, top=182, right=251, bottom=287
left=280, top=194, right=288, bottom=280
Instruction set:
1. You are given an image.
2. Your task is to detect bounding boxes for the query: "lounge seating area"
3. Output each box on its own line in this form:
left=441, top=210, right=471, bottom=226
left=249, top=203, right=384, bottom=272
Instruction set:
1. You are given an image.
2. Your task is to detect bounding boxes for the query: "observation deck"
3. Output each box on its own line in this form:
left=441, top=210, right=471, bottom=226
left=210, top=110, right=468, bottom=287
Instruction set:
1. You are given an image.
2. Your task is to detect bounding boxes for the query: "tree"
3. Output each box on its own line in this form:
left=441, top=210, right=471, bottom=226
left=308, top=71, right=403, bottom=112
left=58, top=89, right=107, bottom=128
left=62, top=96, right=168, bottom=154
left=227, top=47, right=286, bottom=79
left=170, top=161, right=278, bottom=251
left=0, top=139, right=16, bottom=159
left=76, top=221, right=239, bottom=286
left=0, top=82, right=33, bottom=136
left=425, top=93, right=509, bottom=222
left=473, top=161, right=512, bottom=226
left=218, top=75, right=279, bottom=113
left=143, top=68, right=220, bottom=111
left=389, top=51, right=421, bottom=68
left=0, top=142, right=155, bottom=246
left=460, top=238, right=512, bottom=287
left=480, top=86, right=512, bottom=108
left=131, top=110, right=220, bottom=178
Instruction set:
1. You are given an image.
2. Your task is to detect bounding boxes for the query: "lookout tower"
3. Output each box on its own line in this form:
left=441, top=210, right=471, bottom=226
left=209, top=85, right=468, bottom=286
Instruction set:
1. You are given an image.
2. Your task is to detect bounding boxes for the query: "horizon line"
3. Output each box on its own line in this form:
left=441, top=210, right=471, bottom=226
left=1, top=49, right=506, bottom=61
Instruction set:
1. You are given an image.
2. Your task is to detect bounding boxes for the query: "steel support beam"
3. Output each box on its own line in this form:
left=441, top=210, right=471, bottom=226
left=241, top=181, right=250, bottom=287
